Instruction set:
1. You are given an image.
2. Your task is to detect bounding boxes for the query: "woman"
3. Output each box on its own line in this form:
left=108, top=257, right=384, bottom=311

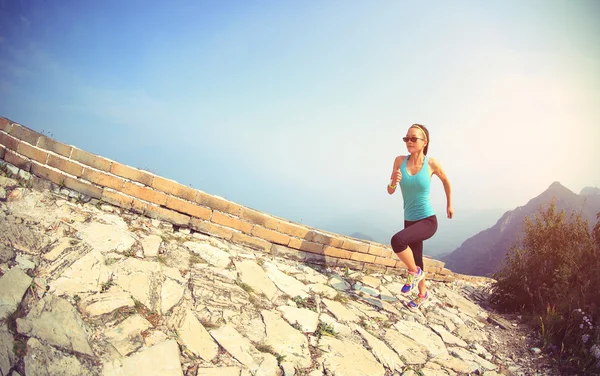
left=387, top=123, right=453, bottom=309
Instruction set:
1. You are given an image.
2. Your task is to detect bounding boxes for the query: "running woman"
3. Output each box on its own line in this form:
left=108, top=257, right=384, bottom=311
left=387, top=123, right=453, bottom=309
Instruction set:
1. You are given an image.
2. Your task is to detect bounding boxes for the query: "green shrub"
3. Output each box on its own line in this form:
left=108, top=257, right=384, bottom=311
left=490, top=201, right=600, bottom=374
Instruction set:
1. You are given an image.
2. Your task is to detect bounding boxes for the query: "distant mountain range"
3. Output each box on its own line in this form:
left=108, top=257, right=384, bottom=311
left=442, top=182, right=600, bottom=277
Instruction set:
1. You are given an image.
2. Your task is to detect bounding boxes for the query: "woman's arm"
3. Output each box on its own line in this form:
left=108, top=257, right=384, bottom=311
left=387, top=156, right=404, bottom=195
left=430, top=157, right=453, bottom=218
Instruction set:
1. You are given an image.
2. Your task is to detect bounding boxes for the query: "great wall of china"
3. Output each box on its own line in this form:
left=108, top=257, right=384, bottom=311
left=0, top=116, right=484, bottom=284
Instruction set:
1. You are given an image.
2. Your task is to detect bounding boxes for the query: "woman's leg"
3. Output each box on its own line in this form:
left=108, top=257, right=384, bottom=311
left=391, top=216, right=438, bottom=292
left=408, top=240, right=426, bottom=295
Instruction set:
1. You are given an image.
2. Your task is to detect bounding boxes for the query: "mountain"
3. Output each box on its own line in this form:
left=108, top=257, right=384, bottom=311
left=442, top=182, right=600, bottom=277
left=349, top=232, right=374, bottom=241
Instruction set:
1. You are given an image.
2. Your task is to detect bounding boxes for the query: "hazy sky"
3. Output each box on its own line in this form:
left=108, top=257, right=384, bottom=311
left=1, top=0, right=599, bottom=241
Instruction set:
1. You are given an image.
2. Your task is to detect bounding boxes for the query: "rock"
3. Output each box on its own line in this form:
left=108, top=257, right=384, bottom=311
left=431, top=353, right=473, bottom=374
left=393, top=320, right=448, bottom=358
left=360, top=275, right=381, bottom=288
left=279, top=305, right=319, bottom=333
left=210, top=325, right=279, bottom=375
left=111, top=258, right=162, bottom=312
left=0, top=243, right=14, bottom=263
left=308, top=283, right=338, bottom=299
left=328, top=275, right=350, bottom=291
left=103, top=339, right=184, bottom=376
left=49, top=250, right=111, bottom=296
left=16, top=295, right=94, bottom=356
left=235, top=260, right=279, bottom=301
left=0, top=324, right=16, bottom=376
left=15, top=253, right=36, bottom=271
left=263, top=262, right=309, bottom=299
left=0, top=176, right=18, bottom=188
left=161, top=278, right=185, bottom=314
left=197, top=368, right=242, bottom=376
left=318, top=336, right=385, bottom=376
left=450, top=347, right=498, bottom=372
left=355, top=325, right=404, bottom=372
left=185, top=241, right=231, bottom=268
left=43, top=237, right=76, bottom=261
left=75, top=221, right=135, bottom=253
left=105, top=314, right=152, bottom=356
left=322, top=298, right=360, bottom=323
left=0, top=267, right=32, bottom=320
left=531, top=347, right=542, bottom=355
left=141, top=235, right=162, bottom=257
left=281, top=361, right=296, bottom=376
left=262, top=310, right=312, bottom=368
left=175, top=309, right=218, bottom=361
left=0, top=187, right=5, bottom=200
left=80, top=292, right=135, bottom=316
left=429, top=323, right=468, bottom=347
left=383, top=328, right=428, bottom=365
left=488, top=314, right=513, bottom=330
left=24, top=337, right=97, bottom=376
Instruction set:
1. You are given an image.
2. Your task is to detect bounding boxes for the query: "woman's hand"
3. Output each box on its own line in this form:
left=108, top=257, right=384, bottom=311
left=391, top=169, right=402, bottom=186
left=447, top=205, right=454, bottom=219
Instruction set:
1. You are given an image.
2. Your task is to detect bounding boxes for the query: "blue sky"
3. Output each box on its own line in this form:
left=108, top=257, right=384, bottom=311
left=1, top=0, right=599, bottom=251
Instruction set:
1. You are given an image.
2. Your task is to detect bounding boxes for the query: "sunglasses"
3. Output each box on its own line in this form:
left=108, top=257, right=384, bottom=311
left=403, top=136, right=424, bottom=143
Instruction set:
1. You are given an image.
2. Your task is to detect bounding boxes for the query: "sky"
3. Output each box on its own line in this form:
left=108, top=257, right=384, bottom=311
left=1, top=0, right=599, bottom=252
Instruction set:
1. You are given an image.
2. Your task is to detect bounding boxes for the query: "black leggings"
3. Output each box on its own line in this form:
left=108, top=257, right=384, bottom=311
left=391, top=215, right=438, bottom=271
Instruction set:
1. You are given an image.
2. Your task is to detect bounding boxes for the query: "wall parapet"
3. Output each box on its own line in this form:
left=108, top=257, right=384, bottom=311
left=0, top=116, right=457, bottom=279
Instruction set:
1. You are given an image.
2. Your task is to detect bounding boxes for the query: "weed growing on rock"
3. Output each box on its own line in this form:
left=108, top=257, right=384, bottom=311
left=237, top=281, right=254, bottom=294
left=293, top=296, right=317, bottom=312
left=491, top=201, right=600, bottom=374
left=315, top=322, right=336, bottom=339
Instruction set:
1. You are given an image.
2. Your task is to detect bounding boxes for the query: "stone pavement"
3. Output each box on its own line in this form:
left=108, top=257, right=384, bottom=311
left=0, top=177, right=559, bottom=376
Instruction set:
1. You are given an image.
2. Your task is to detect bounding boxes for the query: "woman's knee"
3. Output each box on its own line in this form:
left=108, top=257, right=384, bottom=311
left=391, top=233, right=408, bottom=253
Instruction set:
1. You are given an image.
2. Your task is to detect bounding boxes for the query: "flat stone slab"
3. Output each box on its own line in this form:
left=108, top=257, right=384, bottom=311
left=185, top=242, right=231, bottom=268
left=24, top=337, right=98, bottom=376
left=394, top=320, right=448, bottom=358
left=429, top=323, right=468, bottom=347
left=234, top=260, right=278, bottom=301
left=76, top=222, right=135, bottom=253
left=80, top=292, right=135, bottom=316
left=356, top=325, right=404, bottom=372
left=263, top=262, right=309, bottom=299
left=161, top=278, right=185, bottom=314
left=17, top=295, right=93, bottom=356
left=210, top=325, right=279, bottom=376
left=450, top=347, right=498, bottom=372
left=0, top=267, right=32, bottom=320
left=262, top=310, right=312, bottom=368
left=103, top=339, right=184, bottom=376
left=141, top=235, right=162, bottom=257
left=383, top=328, right=428, bottom=365
left=322, top=298, right=360, bottom=323
left=49, top=250, right=110, bottom=296
left=0, top=324, right=16, bottom=376
left=111, top=258, right=162, bottom=312
left=175, top=309, right=218, bottom=361
left=318, top=336, right=385, bottom=376
left=105, top=314, right=152, bottom=357
left=328, top=275, right=350, bottom=291
left=197, top=368, right=242, bottom=376
left=308, top=283, right=338, bottom=299
left=279, top=305, right=319, bottom=333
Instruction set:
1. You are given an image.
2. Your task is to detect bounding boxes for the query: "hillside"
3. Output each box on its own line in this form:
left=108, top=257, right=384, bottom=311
left=0, top=174, right=560, bottom=375
left=443, top=182, right=600, bottom=277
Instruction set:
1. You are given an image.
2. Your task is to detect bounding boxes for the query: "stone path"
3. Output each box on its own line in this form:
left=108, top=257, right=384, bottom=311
left=0, top=176, right=562, bottom=376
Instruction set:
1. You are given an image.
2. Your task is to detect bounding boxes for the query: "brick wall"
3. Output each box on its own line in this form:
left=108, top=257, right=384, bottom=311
left=0, top=116, right=467, bottom=281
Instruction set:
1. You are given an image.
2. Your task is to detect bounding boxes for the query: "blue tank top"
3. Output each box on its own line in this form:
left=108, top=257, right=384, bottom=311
left=399, top=155, right=435, bottom=221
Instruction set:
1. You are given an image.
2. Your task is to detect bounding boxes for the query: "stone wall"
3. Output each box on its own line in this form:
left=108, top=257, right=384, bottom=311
left=0, top=116, right=460, bottom=281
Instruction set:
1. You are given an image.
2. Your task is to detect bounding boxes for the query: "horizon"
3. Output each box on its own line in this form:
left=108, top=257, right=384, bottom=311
left=1, top=0, right=599, bottom=251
